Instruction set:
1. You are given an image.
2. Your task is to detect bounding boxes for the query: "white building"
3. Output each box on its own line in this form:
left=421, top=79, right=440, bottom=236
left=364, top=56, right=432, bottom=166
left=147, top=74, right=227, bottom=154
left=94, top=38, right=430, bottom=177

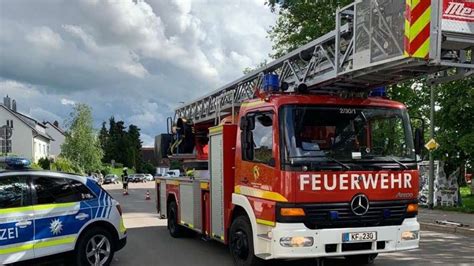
left=43, top=121, right=65, bottom=157
left=0, top=95, right=65, bottom=162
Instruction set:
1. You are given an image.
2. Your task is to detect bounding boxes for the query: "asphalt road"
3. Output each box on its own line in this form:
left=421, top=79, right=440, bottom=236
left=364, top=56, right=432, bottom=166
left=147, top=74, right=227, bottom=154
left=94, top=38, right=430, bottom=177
left=16, top=182, right=474, bottom=266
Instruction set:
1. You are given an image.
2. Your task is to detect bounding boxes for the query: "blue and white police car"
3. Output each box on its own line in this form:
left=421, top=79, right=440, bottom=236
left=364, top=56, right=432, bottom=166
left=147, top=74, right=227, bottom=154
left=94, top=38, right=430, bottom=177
left=0, top=157, right=127, bottom=265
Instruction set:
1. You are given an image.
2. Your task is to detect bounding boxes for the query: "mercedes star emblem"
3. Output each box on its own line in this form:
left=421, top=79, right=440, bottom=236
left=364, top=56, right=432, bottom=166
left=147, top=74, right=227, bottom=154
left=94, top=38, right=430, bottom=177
left=350, top=194, right=370, bottom=216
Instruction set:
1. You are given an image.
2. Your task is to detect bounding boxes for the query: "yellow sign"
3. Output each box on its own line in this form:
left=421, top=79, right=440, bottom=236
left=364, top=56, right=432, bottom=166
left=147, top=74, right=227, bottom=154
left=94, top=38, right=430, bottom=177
left=425, top=138, right=439, bottom=151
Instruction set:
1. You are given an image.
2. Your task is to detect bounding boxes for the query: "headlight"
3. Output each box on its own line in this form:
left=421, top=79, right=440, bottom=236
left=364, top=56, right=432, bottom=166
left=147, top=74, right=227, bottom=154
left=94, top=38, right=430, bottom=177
left=401, top=230, right=419, bottom=240
left=280, top=236, right=314, bottom=247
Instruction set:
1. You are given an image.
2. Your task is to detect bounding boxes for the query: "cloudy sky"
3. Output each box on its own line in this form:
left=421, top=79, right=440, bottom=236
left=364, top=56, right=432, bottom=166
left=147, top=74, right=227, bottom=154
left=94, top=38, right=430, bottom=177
left=0, top=0, right=276, bottom=146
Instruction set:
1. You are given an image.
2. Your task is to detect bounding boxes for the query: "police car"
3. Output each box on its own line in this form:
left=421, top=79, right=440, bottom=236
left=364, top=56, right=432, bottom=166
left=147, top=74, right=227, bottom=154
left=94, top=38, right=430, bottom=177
left=0, top=157, right=127, bottom=265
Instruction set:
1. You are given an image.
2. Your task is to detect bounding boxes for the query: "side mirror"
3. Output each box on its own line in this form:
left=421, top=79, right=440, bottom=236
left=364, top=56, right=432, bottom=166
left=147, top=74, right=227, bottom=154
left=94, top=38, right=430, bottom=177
left=247, top=116, right=255, bottom=131
left=414, top=128, right=424, bottom=155
left=245, top=131, right=254, bottom=159
left=240, top=127, right=254, bottom=160
left=240, top=116, right=247, bottom=130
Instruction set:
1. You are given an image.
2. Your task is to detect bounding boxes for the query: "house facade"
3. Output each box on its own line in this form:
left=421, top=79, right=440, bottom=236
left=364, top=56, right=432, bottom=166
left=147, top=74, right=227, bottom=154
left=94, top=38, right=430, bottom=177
left=44, top=121, right=65, bottom=157
left=0, top=95, right=64, bottom=162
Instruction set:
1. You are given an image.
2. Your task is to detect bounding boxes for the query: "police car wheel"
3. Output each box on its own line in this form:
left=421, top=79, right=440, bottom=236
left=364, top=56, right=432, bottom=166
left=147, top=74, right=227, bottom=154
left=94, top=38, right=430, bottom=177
left=76, top=227, right=115, bottom=266
left=229, top=215, right=263, bottom=266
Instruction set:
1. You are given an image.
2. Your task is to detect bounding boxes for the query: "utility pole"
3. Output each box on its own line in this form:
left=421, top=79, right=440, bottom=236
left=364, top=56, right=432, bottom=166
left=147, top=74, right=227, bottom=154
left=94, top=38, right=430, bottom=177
left=428, top=83, right=435, bottom=209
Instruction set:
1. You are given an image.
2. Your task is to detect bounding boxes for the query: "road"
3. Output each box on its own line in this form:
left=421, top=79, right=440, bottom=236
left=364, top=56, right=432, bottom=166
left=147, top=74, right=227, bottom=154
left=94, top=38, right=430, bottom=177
left=18, top=182, right=474, bottom=265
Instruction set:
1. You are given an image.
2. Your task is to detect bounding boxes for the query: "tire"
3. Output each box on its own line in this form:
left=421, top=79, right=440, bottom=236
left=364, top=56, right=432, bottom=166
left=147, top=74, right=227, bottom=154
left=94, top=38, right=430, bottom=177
left=75, top=227, right=115, bottom=266
left=229, top=215, right=263, bottom=266
left=167, top=201, right=184, bottom=238
left=345, top=253, right=378, bottom=265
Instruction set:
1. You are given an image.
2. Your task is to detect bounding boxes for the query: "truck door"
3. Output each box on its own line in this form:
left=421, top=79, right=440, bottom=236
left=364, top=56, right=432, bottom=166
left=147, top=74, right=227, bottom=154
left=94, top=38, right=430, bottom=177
left=0, top=175, right=35, bottom=264
left=240, top=112, right=276, bottom=187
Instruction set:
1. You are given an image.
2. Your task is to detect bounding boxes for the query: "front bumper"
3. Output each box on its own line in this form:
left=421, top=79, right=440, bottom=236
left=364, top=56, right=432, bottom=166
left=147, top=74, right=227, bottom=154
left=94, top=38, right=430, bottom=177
left=257, top=218, right=419, bottom=260
left=116, top=236, right=127, bottom=251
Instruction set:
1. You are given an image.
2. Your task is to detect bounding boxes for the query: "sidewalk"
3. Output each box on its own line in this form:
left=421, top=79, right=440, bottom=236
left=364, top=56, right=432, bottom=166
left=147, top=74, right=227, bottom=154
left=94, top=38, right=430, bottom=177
left=418, top=207, right=474, bottom=236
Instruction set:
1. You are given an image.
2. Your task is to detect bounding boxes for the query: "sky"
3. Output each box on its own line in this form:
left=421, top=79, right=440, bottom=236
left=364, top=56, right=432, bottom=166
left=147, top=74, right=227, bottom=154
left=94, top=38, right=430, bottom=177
left=0, top=0, right=276, bottom=146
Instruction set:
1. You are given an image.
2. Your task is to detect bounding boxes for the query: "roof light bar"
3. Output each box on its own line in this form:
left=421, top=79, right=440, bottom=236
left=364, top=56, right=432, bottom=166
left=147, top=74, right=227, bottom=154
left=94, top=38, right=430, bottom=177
left=0, top=156, right=31, bottom=169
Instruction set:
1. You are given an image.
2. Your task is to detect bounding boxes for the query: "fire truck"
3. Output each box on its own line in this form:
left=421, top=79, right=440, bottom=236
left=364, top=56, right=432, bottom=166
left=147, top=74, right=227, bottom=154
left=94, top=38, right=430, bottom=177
left=155, top=0, right=473, bottom=265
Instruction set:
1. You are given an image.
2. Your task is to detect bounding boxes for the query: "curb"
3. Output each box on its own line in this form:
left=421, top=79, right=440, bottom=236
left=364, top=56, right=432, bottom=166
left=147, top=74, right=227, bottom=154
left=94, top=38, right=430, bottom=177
left=420, top=222, right=474, bottom=237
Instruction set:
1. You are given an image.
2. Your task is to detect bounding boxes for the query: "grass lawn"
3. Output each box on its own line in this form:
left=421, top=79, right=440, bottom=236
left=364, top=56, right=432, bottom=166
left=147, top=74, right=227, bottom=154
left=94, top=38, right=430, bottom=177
left=436, top=186, right=474, bottom=213
left=109, top=167, right=135, bottom=177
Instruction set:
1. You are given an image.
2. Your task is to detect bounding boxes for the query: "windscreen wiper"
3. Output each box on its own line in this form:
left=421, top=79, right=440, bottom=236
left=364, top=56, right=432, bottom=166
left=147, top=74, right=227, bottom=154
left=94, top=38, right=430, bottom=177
left=388, top=156, right=409, bottom=170
left=289, top=155, right=351, bottom=170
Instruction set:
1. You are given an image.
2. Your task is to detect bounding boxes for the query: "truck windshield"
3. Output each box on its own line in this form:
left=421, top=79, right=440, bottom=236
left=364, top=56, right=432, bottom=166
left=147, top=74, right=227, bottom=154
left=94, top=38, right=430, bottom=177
left=280, top=105, right=415, bottom=165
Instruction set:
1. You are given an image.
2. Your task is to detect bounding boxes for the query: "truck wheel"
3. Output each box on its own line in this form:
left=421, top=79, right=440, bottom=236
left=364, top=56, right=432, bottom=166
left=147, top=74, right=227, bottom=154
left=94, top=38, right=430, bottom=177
left=168, top=201, right=183, bottom=238
left=229, top=215, right=263, bottom=266
left=75, top=227, right=114, bottom=266
left=345, top=253, right=378, bottom=265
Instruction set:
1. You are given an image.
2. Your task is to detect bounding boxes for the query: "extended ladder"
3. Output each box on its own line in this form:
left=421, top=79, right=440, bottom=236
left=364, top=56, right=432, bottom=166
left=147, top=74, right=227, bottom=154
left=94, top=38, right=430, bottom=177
left=175, top=0, right=473, bottom=124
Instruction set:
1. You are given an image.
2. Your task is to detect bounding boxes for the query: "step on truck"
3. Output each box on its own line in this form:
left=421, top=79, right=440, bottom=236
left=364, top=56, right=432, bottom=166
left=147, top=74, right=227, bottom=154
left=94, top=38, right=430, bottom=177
left=155, top=0, right=473, bottom=265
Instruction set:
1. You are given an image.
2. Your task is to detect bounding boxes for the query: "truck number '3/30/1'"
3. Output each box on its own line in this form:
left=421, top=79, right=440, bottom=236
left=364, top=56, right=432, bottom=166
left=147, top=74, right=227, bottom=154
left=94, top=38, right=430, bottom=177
left=0, top=227, right=19, bottom=241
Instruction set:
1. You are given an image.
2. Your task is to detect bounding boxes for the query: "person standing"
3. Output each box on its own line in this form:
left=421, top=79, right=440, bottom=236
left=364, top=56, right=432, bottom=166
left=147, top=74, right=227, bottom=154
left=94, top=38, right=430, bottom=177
left=122, top=168, right=129, bottom=195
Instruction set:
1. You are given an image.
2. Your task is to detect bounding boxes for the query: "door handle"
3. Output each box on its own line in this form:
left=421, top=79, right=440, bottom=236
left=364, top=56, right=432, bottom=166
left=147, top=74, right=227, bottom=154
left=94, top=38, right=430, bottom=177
left=75, top=213, right=90, bottom=220
left=15, top=220, right=32, bottom=228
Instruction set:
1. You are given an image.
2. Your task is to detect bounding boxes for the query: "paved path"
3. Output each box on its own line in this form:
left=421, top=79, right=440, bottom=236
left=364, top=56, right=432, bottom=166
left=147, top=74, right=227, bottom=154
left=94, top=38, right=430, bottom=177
left=418, top=208, right=474, bottom=227
left=110, top=182, right=474, bottom=266
left=16, top=182, right=474, bottom=265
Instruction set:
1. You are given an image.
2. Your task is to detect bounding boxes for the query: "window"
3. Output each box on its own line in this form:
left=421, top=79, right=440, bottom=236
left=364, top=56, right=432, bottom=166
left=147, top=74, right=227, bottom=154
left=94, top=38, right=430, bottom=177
left=280, top=105, right=415, bottom=164
left=69, top=179, right=95, bottom=200
left=0, top=176, right=30, bottom=208
left=242, top=112, right=274, bottom=164
left=33, top=177, right=95, bottom=204
left=0, top=123, right=12, bottom=153
left=0, top=139, right=12, bottom=153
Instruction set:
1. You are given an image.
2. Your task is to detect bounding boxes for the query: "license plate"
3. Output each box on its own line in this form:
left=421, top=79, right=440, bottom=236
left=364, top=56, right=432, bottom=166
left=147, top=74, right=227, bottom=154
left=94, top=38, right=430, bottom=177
left=342, top=231, right=377, bottom=242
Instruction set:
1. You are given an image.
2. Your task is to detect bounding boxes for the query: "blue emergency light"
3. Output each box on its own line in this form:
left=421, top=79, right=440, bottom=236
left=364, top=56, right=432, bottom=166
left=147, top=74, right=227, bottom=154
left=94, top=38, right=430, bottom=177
left=369, top=86, right=387, bottom=97
left=1, top=157, right=31, bottom=169
left=329, top=211, right=339, bottom=220
left=262, top=73, right=280, bottom=92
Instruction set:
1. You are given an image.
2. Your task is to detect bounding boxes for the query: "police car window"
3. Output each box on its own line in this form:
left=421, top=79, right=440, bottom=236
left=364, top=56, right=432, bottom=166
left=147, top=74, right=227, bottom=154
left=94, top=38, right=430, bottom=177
left=0, top=176, right=30, bottom=208
left=34, top=177, right=88, bottom=204
left=68, top=179, right=95, bottom=200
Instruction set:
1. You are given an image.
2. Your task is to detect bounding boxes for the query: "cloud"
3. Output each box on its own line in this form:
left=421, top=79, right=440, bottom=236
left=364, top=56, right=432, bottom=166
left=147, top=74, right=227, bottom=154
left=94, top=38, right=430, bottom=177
left=25, top=26, right=64, bottom=50
left=61, top=98, right=76, bottom=106
left=0, top=0, right=276, bottom=146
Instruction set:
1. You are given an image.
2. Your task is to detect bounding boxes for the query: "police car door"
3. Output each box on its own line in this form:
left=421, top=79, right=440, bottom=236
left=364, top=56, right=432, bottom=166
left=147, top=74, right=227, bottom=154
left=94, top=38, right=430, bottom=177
left=0, top=175, right=35, bottom=264
left=32, top=176, right=93, bottom=258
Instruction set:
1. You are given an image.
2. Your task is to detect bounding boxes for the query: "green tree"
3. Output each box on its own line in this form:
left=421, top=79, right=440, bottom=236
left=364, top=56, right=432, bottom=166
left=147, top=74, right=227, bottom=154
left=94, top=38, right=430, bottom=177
left=37, top=157, right=51, bottom=170
left=265, top=1, right=473, bottom=180
left=100, top=117, right=144, bottom=171
left=51, top=156, right=77, bottom=173
left=99, top=121, right=109, bottom=162
left=266, top=0, right=352, bottom=58
left=106, top=118, right=127, bottom=165
left=61, top=104, right=103, bottom=173
left=433, top=78, right=474, bottom=179
left=142, top=162, right=155, bottom=175
left=126, top=124, right=143, bottom=171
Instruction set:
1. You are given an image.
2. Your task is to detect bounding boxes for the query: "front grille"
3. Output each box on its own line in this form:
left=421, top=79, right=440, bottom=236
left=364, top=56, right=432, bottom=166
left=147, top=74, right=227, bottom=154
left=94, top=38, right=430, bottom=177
left=342, top=242, right=372, bottom=252
left=303, top=201, right=410, bottom=229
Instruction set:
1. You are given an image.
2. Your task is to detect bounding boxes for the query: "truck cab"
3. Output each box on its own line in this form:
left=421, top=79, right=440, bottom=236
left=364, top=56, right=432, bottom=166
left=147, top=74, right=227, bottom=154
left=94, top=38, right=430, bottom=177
left=230, top=94, right=419, bottom=263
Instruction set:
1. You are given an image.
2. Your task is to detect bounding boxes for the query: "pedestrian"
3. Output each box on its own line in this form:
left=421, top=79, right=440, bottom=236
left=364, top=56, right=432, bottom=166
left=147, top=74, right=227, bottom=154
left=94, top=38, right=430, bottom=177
left=122, top=168, right=129, bottom=195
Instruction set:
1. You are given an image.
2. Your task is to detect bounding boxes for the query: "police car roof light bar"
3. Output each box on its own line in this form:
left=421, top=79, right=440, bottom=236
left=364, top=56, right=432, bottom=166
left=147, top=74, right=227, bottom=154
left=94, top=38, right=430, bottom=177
left=0, top=156, right=32, bottom=169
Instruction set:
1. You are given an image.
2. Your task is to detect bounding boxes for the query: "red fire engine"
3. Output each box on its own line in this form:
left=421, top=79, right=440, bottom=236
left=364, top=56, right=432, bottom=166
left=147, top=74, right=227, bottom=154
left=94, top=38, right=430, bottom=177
left=155, top=0, right=473, bottom=265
